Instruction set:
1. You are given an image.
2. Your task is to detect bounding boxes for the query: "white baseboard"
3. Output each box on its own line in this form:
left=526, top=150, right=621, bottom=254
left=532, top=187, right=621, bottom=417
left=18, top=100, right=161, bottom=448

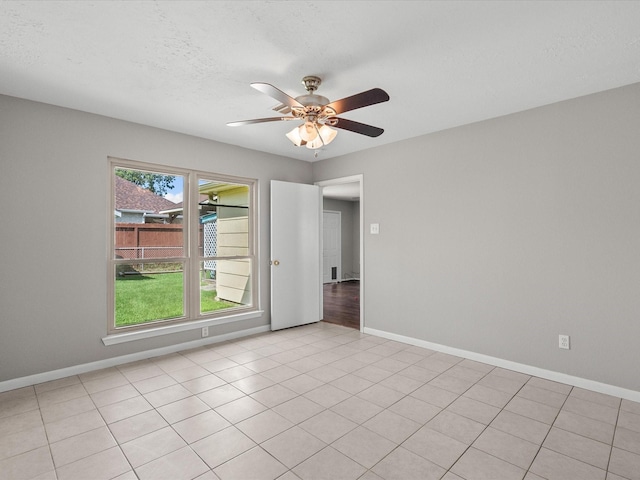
left=5, top=323, right=638, bottom=404
left=364, top=327, right=640, bottom=403
left=0, top=325, right=270, bottom=394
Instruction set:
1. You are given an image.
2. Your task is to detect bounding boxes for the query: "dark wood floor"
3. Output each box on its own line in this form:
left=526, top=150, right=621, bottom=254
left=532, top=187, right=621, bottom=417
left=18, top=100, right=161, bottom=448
left=322, top=280, right=360, bottom=330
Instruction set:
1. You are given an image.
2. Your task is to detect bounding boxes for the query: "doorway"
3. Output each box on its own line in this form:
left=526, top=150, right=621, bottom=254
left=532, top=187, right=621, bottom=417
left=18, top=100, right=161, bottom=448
left=316, top=175, right=363, bottom=331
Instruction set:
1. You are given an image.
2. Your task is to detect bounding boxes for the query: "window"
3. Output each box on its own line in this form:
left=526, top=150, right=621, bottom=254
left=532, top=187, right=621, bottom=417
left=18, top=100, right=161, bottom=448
left=108, top=158, right=257, bottom=335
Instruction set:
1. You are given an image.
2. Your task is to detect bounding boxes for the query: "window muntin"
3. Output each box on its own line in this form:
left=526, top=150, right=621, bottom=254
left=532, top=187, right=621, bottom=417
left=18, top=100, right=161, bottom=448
left=109, top=159, right=257, bottom=334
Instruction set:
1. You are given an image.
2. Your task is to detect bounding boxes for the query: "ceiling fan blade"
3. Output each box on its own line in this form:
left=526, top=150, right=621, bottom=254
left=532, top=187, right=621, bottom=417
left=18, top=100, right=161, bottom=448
left=250, top=83, right=303, bottom=109
left=227, top=117, right=298, bottom=127
left=325, top=88, right=389, bottom=115
left=330, top=117, right=384, bottom=137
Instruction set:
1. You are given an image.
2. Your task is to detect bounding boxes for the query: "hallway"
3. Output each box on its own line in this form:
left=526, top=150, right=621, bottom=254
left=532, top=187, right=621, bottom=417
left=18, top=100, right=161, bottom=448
left=322, top=280, right=360, bottom=330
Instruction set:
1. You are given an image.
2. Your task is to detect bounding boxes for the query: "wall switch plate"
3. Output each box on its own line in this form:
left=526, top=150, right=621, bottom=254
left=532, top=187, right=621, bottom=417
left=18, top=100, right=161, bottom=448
left=202, top=326, right=209, bottom=338
left=370, top=223, right=380, bottom=235
left=559, top=334, right=570, bottom=350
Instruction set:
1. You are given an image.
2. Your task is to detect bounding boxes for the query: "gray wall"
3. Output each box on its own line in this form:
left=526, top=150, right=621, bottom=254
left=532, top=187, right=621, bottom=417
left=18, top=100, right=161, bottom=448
left=0, top=94, right=312, bottom=381
left=322, top=198, right=359, bottom=280
left=3, top=83, right=640, bottom=394
left=313, top=83, right=640, bottom=392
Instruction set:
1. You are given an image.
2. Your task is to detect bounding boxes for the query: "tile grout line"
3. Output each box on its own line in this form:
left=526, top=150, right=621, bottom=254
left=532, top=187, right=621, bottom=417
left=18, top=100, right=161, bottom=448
left=522, top=384, right=574, bottom=479
left=436, top=363, right=521, bottom=480
left=604, top=396, right=623, bottom=478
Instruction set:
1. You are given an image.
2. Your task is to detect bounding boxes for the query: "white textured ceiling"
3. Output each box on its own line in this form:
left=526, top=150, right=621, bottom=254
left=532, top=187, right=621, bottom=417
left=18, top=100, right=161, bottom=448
left=2, top=1, right=640, bottom=162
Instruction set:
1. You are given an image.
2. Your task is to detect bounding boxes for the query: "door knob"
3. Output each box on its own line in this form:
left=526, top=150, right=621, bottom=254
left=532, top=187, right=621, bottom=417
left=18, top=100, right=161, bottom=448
left=272, top=260, right=280, bottom=266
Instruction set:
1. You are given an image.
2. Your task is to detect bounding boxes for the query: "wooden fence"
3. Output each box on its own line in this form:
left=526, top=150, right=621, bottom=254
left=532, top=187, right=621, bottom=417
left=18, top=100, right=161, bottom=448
left=115, top=223, right=184, bottom=259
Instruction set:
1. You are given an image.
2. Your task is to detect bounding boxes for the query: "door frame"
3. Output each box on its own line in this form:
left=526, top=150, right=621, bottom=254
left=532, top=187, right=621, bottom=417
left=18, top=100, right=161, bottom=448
left=315, top=174, right=364, bottom=332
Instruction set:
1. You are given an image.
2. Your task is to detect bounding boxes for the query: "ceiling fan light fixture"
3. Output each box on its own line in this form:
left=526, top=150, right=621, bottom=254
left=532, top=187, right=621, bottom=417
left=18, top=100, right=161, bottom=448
left=287, top=122, right=337, bottom=149
left=306, top=124, right=337, bottom=149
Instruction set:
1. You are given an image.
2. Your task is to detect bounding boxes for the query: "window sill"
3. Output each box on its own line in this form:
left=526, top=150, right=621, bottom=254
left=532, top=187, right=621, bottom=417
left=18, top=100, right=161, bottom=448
left=102, top=310, right=264, bottom=346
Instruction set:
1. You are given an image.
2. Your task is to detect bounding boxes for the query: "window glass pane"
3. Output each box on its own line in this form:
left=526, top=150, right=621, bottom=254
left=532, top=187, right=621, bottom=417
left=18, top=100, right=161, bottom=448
left=115, top=263, right=185, bottom=328
left=109, top=160, right=256, bottom=334
left=200, top=259, right=252, bottom=315
left=114, top=167, right=184, bottom=260
left=198, top=179, right=249, bottom=258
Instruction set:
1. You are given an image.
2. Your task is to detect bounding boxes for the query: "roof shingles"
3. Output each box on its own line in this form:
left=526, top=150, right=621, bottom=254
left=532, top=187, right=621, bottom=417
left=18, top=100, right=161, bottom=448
left=115, top=175, right=177, bottom=213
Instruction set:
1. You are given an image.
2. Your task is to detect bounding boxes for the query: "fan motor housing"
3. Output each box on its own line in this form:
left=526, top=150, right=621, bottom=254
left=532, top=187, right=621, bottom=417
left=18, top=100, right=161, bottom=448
left=295, top=94, right=330, bottom=107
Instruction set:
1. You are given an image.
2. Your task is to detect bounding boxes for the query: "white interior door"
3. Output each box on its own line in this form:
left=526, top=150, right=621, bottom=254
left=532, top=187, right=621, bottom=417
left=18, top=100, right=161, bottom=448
left=271, top=180, right=322, bottom=330
left=323, top=211, right=341, bottom=283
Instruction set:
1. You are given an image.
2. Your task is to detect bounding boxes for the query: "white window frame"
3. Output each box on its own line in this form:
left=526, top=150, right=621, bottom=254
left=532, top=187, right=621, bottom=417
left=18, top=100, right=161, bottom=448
left=105, top=157, right=260, bottom=344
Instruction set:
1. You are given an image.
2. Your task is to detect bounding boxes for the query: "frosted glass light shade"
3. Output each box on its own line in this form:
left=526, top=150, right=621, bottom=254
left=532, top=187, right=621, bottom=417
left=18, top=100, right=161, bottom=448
left=306, top=125, right=337, bottom=149
left=286, top=123, right=337, bottom=149
left=318, top=124, right=337, bottom=144
left=299, top=122, right=318, bottom=141
left=285, top=126, right=304, bottom=146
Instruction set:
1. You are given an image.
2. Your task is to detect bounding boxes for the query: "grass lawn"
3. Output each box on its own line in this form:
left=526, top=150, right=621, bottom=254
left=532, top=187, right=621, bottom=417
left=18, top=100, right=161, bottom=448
left=115, top=272, right=236, bottom=327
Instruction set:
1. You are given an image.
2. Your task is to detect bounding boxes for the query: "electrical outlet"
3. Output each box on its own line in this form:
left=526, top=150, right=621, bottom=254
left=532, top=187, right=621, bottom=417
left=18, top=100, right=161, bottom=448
left=559, top=334, right=570, bottom=350
left=202, top=326, right=209, bottom=338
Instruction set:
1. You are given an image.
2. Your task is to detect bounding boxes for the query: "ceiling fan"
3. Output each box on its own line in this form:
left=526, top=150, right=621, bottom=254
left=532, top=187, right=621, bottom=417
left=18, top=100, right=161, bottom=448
left=227, top=76, right=390, bottom=150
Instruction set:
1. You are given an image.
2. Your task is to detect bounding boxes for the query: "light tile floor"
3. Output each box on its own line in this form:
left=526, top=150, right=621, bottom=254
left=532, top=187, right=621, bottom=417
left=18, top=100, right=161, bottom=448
left=1, top=322, right=640, bottom=480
